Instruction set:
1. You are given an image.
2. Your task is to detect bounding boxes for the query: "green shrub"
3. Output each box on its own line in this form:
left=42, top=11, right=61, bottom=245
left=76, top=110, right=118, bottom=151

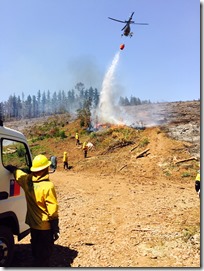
left=16, top=145, right=26, bottom=157
left=182, top=172, right=191, bottom=178
left=59, top=130, right=66, bottom=139
left=90, top=132, right=97, bottom=139
left=164, top=171, right=171, bottom=176
left=140, top=137, right=150, bottom=147
left=182, top=226, right=200, bottom=242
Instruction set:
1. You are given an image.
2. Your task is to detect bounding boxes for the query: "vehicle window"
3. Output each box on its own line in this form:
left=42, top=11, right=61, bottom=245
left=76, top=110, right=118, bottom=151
left=2, top=139, right=31, bottom=172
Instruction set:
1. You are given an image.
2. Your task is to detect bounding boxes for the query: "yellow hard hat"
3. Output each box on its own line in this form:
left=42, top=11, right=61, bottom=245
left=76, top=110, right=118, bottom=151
left=30, top=154, right=51, bottom=172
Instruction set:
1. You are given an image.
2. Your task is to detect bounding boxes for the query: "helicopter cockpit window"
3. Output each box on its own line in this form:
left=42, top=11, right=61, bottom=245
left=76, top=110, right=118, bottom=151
left=2, top=139, right=31, bottom=172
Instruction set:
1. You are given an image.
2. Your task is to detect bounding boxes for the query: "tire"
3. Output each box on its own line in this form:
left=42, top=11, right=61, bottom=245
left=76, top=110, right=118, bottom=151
left=0, top=225, right=14, bottom=267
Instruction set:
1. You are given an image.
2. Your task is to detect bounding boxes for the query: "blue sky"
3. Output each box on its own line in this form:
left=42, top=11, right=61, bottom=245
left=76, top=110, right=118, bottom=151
left=0, top=0, right=200, bottom=102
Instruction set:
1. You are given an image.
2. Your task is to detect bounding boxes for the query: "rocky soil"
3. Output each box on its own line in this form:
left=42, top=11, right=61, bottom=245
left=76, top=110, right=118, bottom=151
left=8, top=100, right=200, bottom=267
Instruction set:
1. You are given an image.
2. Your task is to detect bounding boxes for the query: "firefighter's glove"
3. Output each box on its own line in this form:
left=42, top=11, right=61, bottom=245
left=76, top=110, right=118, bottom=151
left=50, top=219, right=60, bottom=242
left=5, top=165, right=17, bottom=173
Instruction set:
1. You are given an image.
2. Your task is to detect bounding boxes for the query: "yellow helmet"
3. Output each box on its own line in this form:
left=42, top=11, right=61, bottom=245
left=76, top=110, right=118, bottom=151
left=30, top=154, right=51, bottom=172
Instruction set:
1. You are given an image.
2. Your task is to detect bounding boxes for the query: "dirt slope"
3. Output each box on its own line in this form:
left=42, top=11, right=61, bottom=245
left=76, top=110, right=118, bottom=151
left=8, top=101, right=200, bottom=267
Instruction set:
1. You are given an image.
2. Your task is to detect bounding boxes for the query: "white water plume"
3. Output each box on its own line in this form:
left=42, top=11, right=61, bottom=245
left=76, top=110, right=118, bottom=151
left=92, top=50, right=159, bottom=129
left=95, top=51, right=125, bottom=125
left=91, top=51, right=171, bottom=129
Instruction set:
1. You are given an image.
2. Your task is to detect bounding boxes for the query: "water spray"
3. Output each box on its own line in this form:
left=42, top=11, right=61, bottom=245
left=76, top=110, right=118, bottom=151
left=95, top=51, right=123, bottom=125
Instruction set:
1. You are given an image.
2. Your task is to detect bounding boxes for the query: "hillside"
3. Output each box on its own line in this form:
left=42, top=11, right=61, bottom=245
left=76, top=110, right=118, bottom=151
left=6, top=100, right=200, bottom=267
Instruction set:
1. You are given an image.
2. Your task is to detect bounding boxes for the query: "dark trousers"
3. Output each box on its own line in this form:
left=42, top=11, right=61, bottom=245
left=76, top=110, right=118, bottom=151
left=84, top=150, right=87, bottom=158
left=64, top=161, right=68, bottom=169
left=195, top=180, right=200, bottom=192
left=30, top=228, right=54, bottom=267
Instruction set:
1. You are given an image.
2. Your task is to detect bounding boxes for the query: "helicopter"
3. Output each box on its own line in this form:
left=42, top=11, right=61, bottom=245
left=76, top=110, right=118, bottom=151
left=108, top=12, right=148, bottom=37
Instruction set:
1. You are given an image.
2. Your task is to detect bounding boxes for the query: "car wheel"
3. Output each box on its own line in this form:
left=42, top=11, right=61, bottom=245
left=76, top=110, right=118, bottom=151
left=0, top=225, right=14, bottom=267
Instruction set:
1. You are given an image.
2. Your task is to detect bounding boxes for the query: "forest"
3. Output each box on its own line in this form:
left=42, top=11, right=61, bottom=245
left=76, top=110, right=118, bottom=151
left=0, top=82, right=151, bottom=121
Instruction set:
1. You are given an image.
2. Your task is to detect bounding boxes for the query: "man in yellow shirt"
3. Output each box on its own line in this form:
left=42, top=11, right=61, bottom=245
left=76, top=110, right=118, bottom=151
left=83, top=141, right=88, bottom=158
left=63, top=151, right=69, bottom=170
left=6, top=154, right=59, bottom=267
left=75, top=132, right=80, bottom=146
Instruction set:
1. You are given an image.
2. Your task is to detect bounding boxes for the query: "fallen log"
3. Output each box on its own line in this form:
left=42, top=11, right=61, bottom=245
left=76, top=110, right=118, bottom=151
left=136, top=148, right=150, bottom=158
left=131, top=228, right=152, bottom=232
left=175, top=157, right=198, bottom=164
left=119, top=164, right=127, bottom=171
left=130, top=144, right=139, bottom=152
left=102, top=141, right=133, bottom=155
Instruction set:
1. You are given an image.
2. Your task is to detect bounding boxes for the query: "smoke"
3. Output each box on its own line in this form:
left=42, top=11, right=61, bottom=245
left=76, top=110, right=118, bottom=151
left=67, top=55, right=103, bottom=90
left=64, top=51, right=136, bottom=126
left=91, top=50, right=168, bottom=129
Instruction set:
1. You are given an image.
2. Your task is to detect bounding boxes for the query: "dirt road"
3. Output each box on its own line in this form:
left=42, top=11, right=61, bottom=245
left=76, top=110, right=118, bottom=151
left=11, top=131, right=200, bottom=267
left=9, top=101, right=200, bottom=267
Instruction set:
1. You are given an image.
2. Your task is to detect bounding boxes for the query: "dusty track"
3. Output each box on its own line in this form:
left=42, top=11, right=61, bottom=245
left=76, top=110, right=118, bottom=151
left=9, top=101, right=200, bottom=267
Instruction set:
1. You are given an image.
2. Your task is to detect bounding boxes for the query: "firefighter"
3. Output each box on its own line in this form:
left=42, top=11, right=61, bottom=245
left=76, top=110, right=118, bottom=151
left=75, top=132, right=80, bottom=146
left=50, top=155, right=57, bottom=172
left=195, top=169, right=200, bottom=198
left=6, top=154, right=59, bottom=267
left=83, top=141, right=88, bottom=158
left=63, top=151, right=69, bottom=170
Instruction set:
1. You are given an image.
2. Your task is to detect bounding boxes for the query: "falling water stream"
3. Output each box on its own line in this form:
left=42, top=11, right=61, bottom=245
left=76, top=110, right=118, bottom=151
left=93, top=50, right=162, bottom=128
left=96, top=51, right=123, bottom=125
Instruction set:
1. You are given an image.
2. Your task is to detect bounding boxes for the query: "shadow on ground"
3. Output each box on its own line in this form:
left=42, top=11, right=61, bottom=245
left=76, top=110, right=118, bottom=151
left=9, top=243, right=78, bottom=267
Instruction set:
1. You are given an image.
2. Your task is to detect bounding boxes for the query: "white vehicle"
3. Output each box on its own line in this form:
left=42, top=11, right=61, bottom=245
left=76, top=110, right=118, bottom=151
left=0, top=122, right=32, bottom=266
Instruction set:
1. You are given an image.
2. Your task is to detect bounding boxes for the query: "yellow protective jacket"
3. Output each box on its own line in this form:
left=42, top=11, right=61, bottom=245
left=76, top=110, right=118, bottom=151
left=14, top=169, right=59, bottom=230
left=63, top=152, right=68, bottom=162
left=83, top=142, right=88, bottom=150
left=195, top=172, right=200, bottom=182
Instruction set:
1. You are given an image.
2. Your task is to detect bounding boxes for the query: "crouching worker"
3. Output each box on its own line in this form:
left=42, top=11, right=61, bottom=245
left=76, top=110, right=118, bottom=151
left=195, top=169, right=200, bottom=198
left=6, top=154, right=60, bottom=267
left=50, top=155, right=57, bottom=172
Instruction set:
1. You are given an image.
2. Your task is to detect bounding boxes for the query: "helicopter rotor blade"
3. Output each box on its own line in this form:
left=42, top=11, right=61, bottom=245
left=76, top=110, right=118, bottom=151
left=133, top=22, right=149, bottom=25
left=129, top=12, right=134, bottom=19
left=108, top=17, right=126, bottom=24
left=121, top=24, right=127, bottom=31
